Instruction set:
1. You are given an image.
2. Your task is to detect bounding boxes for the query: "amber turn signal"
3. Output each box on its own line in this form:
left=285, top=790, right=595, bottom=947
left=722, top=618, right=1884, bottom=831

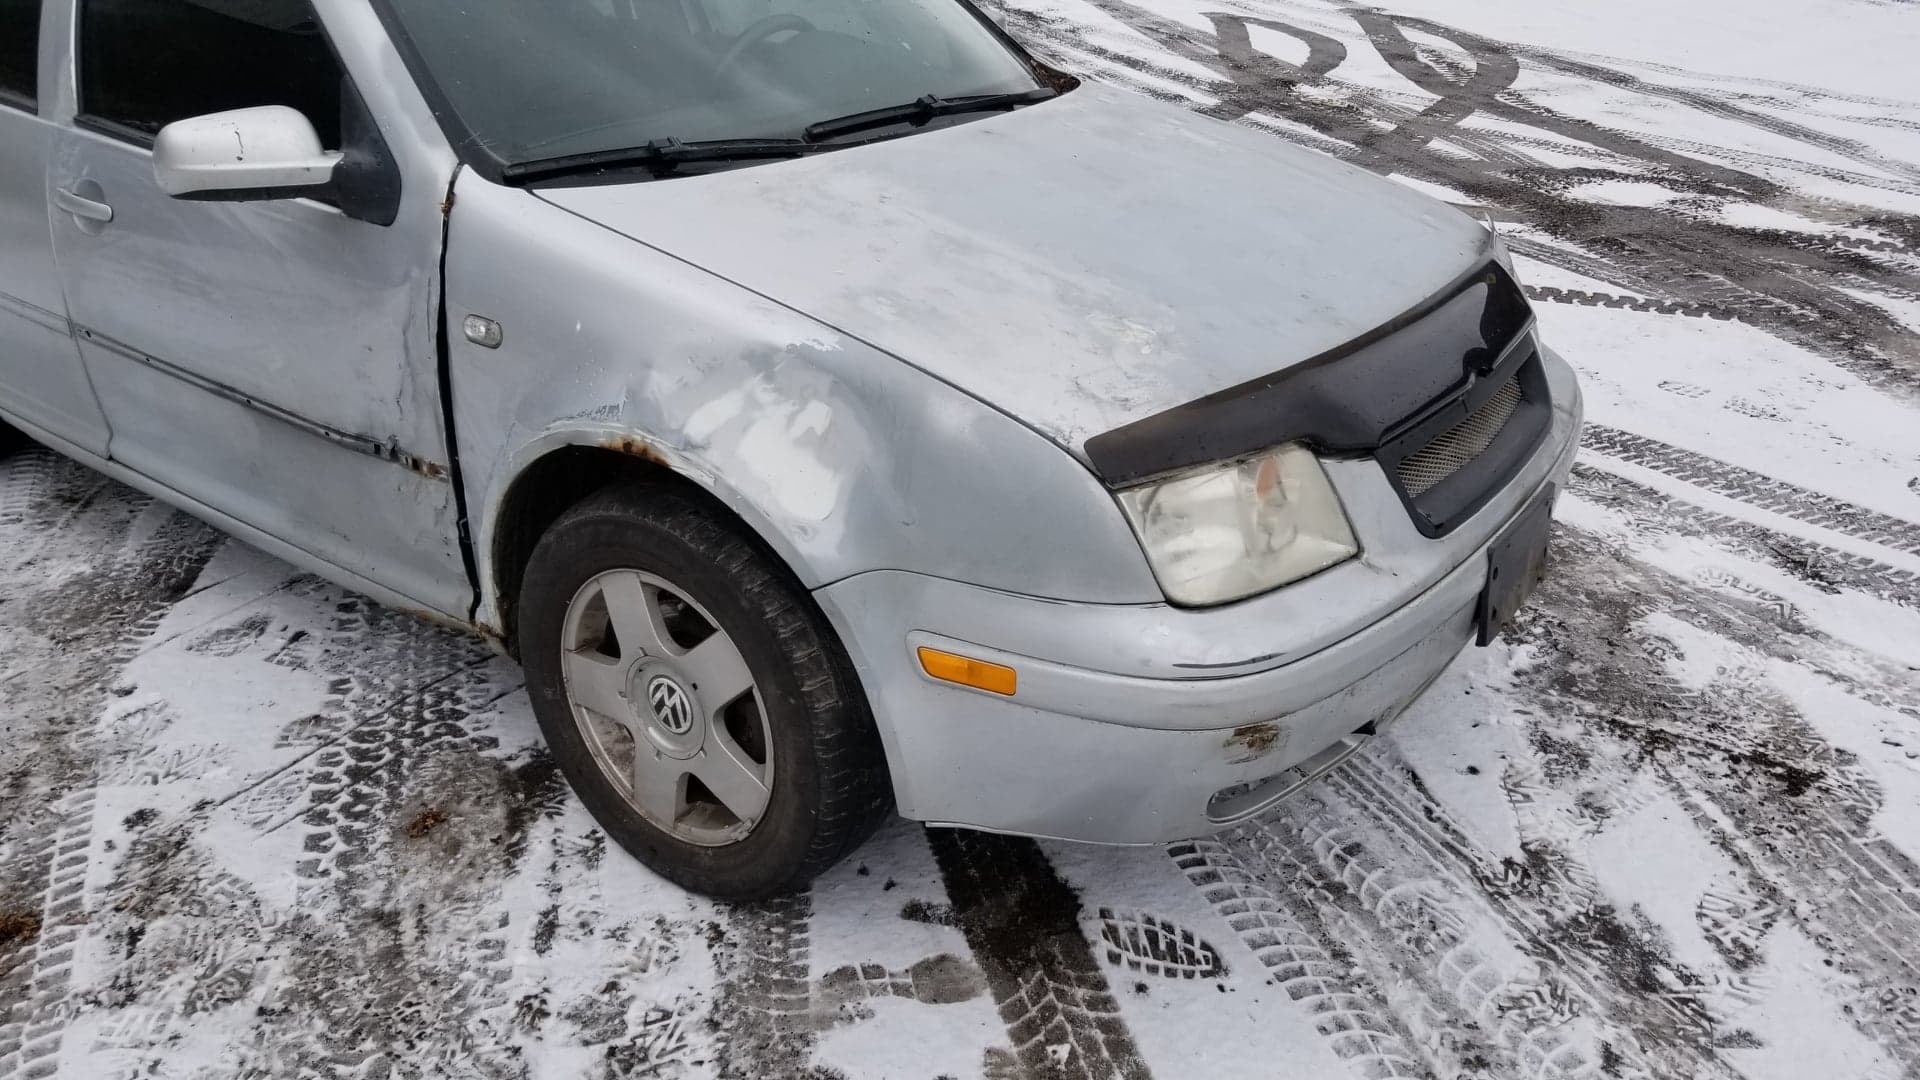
left=916, top=646, right=1017, bottom=696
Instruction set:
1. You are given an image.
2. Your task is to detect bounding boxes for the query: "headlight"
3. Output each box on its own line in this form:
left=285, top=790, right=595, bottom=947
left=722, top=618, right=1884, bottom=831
left=1116, top=443, right=1359, bottom=606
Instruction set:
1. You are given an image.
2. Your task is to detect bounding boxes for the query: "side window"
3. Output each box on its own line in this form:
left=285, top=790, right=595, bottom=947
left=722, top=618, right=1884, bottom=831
left=78, top=0, right=343, bottom=146
left=0, top=0, right=37, bottom=108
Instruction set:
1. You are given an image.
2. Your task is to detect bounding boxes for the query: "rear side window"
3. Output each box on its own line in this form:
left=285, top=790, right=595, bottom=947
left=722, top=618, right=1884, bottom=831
left=78, top=0, right=343, bottom=145
left=0, top=0, right=37, bottom=108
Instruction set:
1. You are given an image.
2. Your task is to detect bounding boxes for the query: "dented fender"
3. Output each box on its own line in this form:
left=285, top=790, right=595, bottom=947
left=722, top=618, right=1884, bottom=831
left=444, top=175, right=1162, bottom=637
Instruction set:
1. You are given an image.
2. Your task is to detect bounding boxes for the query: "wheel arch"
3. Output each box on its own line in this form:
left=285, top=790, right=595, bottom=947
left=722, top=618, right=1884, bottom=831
left=480, top=431, right=819, bottom=657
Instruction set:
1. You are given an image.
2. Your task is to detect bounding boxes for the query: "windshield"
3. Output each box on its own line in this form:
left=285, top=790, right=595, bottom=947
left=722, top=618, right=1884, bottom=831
left=379, top=0, right=1045, bottom=167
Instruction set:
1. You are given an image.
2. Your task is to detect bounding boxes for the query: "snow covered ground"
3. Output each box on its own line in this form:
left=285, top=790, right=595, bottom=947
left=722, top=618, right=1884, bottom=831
left=3, top=0, right=1918, bottom=1077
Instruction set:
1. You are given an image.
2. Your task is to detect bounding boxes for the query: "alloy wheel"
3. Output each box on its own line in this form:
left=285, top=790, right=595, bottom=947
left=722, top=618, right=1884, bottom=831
left=559, top=569, right=773, bottom=846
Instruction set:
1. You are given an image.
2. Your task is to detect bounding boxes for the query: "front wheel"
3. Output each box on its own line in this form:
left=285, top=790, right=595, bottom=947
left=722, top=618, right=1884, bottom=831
left=518, top=482, right=891, bottom=898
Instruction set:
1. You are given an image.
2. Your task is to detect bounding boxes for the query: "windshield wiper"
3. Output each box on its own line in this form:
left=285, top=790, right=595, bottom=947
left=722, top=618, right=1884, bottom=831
left=803, top=87, right=1057, bottom=143
left=501, top=137, right=828, bottom=184
left=501, top=88, right=1060, bottom=183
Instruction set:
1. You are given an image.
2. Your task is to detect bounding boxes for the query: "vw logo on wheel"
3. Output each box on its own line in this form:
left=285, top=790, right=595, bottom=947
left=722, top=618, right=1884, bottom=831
left=647, top=675, right=696, bottom=735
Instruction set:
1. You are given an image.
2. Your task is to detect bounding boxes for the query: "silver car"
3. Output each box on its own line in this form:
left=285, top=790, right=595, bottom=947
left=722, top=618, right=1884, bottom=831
left=0, top=0, right=1580, bottom=897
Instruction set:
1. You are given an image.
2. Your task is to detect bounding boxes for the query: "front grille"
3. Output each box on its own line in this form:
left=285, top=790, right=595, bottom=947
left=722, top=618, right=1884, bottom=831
left=1396, top=376, right=1523, bottom=497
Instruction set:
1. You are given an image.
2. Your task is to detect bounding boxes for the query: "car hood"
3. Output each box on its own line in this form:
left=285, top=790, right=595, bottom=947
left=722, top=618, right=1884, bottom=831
left=535, top=81, right=1492, bottom=466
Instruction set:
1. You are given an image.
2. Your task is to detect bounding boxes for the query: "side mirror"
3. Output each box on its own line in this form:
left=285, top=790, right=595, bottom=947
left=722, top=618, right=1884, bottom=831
left=153, top=106, right=342, bottom=200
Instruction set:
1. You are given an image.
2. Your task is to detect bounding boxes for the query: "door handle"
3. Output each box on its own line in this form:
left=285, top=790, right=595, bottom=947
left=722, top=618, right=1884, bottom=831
left=54, top=186, right=115, bottom=224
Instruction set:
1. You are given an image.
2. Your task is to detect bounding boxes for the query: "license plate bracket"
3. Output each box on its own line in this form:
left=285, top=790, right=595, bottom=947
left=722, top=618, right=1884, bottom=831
left=1476, top=485, right=1556, bottom=646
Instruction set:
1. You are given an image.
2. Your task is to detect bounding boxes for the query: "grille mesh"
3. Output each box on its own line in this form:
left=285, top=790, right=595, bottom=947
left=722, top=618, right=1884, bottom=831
left=1397, top=377, right=1523, bottom=497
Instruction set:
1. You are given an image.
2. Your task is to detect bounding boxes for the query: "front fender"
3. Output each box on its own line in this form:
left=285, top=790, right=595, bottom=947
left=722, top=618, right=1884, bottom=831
left=447, top=174, right=1161, bottom=634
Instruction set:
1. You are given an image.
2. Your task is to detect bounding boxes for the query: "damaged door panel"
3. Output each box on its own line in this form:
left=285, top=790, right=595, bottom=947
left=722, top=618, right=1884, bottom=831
left=43, top=0, right=470, bottom=617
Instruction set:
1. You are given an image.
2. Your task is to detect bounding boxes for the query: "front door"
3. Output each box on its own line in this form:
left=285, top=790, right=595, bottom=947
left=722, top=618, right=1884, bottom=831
left=44, top=0, right=471, bottom=617
left=0, top=0, right=107, bottom=454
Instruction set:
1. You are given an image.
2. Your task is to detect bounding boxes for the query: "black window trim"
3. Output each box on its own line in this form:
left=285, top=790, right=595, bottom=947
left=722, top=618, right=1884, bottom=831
left=70, top=0, right=349, bottom=150
left=0, top=0, right=39, bottom=112
left=65, top=0, right=404, bottom=226
left=73, top=111, right=157, bottom=148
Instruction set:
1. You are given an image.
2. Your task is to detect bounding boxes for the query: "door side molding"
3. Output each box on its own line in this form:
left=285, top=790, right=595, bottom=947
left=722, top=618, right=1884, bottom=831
left=78, top=325, right=451, bottom=481
left=0, top=288, right=70, bottom=334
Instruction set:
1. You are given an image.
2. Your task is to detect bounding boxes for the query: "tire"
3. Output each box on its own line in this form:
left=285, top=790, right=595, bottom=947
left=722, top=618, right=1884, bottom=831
left=0, top=421, right=25, bottom=457
left=518, top=481, right=891, bottom=898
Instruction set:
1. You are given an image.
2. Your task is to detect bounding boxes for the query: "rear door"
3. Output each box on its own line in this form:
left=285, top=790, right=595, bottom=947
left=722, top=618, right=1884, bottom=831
left=0, top=0, right=109, bottom=453
left=44, top=0, right=471, bottom=617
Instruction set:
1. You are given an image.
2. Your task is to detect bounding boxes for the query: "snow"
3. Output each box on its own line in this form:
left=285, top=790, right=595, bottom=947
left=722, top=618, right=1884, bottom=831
left=3, top=0, right=1918, bottom=1078
left=1549, top=306, right=1920, bottom=521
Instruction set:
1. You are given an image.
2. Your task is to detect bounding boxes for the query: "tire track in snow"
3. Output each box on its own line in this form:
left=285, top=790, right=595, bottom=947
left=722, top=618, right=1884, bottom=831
left=1566, top=465, right=1920, bottom=610
left=1560, top=509, right=1919, bottom=735
left=0, top=792, right=94, bottom=1080
left=1513, top=49, right=1920, bottom=114
left=280, top=584, right=507, bottom=896
left=24, top=560, right=563, bottom=1078
left=1562, top=472, right=1920, bottom=739
left=710, top=892, right=827, bottom=1080
left=1321, top=756, right=1740, bottom=1065
left=1243, top=820, right=1599, bottom=1079
left=1504, top=35, right=1920, bottom=187
left=1232, top=762, right=1736, bottom=1080
left=705, top=882, right=993, bottom=1078
left=925, top=829, right=1152, bottom=1080
left=1168, top=840, right=1432, bottom=1078
left=0, top=451, right=123, bottom=580
left=1525, top=283, right=1751, bottom=321
left=0, top=504, right=223, bottom=1080
left=1633, top=131, right=1920, bottom=202
left=1507, top=521, right=1920, bottom=1067
left=79, top=580, right=559, bottom=1079
left=0, top=449, right=51, bottom=532
left=1575, top=425, right=1920, bottom=557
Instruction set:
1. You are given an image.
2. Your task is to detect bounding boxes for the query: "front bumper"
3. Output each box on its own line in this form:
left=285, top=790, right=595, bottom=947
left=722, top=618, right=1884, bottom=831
left=814, top=349, right=1582, bottom=844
